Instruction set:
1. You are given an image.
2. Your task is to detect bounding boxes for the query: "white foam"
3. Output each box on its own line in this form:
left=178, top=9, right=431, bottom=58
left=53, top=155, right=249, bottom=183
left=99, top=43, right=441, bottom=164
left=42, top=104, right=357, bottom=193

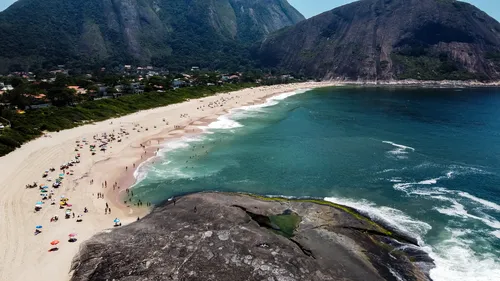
left=324, top=196, right=431, bottom=243
left=418, top=178, right=439, bottom=185
left=204, top=115, right=243, bottom=130
left=429, top=236, right=500, bottom=281
left=434, top=198, right=500, bottom=229
left=457, top=191, right=500, bottom=212
left=491, top=230, right=500, bottom=239
left=324, top=195, right=500, bottom=281
left=382, top=141, right=416, bottom=151
left=382, top=141, right=415, bottom=159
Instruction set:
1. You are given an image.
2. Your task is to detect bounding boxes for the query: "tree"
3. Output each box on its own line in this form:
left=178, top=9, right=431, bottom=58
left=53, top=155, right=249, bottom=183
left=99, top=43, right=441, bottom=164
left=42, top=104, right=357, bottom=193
left=47, top=87, right=76, bottom=106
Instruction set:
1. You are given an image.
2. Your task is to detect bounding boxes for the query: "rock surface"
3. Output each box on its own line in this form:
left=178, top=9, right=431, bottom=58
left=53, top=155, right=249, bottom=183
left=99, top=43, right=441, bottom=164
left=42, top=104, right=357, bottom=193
left=70, top=192, right=434, bottom=281
left=258, top=0, right=500, bottom=81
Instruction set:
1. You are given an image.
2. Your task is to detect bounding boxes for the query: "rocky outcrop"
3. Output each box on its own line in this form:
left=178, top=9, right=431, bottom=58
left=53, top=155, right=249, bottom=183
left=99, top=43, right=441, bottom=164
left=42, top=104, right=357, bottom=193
left=0, top=0, right=304, bottom=72
left=258, top=0, right=500, bottom=81
left=70, top=192, right=433, bottom=281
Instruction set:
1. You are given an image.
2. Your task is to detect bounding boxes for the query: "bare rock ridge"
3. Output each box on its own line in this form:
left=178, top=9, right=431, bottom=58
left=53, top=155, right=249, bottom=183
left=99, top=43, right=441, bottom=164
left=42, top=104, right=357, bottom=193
left=258, top=0, right=500, bottom=81
left=70, top=192, right=434, bottom=281
left=0, top=0, right=304, bottom=72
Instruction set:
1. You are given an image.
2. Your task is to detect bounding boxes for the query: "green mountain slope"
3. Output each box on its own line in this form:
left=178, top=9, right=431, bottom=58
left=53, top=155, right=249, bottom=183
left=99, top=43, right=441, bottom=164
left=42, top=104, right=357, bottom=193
left=258, top=0, right=500, bottom=81
left=0, top=0, right=304, bottom=72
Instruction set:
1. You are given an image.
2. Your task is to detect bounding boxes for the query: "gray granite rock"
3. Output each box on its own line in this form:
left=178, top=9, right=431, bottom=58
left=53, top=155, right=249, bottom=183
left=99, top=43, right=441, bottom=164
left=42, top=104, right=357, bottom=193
left=70, top=192, right=434, bottom=281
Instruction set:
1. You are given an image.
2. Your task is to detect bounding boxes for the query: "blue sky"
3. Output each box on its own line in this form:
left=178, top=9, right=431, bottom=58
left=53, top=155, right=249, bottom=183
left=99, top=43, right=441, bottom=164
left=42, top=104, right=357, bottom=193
left=0, top=0, right=499, bottom=21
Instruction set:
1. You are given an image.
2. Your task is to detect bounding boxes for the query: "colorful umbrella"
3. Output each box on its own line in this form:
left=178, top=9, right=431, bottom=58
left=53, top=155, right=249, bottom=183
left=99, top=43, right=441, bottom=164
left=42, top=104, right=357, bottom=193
left=35, top=225, right=42, bottom=229
left=41, top=186, right=48, bottom=189
left=113, top=218, right=120, bottom=224
left=50, top=240, right=59, bottom=246
left=36, top=201, right=43, bottom=205
left=68, top=233, right=77, bottom=237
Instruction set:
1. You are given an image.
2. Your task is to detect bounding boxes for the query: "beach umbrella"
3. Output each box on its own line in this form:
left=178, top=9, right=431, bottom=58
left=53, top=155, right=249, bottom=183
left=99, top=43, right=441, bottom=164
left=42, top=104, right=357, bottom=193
left=41, top=186, right=48, bottom=189
left=50, top=240, right=59, bottom=246
left=113, top=218, right=120, bottom=224
left=35, top=225, right=42, bottom=229
left=59, top=174, right=64, bottom=177
left=60, top=195, right=65, bottom=198
left=36, top=201, right=43, bottom=205
left=68, top=233, right=77, bottom=238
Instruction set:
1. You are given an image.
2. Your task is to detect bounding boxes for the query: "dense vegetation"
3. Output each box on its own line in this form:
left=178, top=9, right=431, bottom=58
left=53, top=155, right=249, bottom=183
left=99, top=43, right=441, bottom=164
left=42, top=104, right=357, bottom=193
left=0, top=84, right=253, bottom=156
left=258, top=0, right=500, bottom=80
left=0, top=0, right=304, bottom=73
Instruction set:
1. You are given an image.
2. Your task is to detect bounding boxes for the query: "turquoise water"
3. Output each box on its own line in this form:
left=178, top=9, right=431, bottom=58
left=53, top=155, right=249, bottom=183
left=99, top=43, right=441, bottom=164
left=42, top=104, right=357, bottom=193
left=133, top=87, right=500, bottom=281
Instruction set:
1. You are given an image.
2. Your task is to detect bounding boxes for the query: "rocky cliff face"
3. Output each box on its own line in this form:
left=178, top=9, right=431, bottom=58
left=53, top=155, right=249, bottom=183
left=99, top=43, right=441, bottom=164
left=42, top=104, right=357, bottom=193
left=70, top=192, right=433, bottom=281
left=0, top=0, right=304, bottom=72
left=258, top=0, right=500, bottom=81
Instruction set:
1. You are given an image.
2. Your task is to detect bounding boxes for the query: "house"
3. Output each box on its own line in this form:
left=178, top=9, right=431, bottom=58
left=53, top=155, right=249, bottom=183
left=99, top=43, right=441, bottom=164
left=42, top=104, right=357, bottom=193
left=1, top=84, right=13, bottom=91
left=191, top=66, right=200, bottom=71
left=130, top=82, right=144, bottom=94
left=172, top=79, right=186, bottom=88
left=67, top=86, right=87, bottom=95
left=98, top=86, right=108, bottom=96
left=124, top=65, right=132, bottom=70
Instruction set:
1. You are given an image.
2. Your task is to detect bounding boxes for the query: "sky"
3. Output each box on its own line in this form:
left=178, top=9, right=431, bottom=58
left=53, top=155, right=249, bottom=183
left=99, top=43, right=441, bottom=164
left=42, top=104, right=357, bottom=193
left=0, top=0, right=499, bottom=21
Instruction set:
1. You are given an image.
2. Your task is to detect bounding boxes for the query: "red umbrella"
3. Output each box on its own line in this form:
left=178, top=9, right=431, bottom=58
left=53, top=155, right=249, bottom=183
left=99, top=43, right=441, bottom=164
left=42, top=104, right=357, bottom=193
left=68, top=233, right=77, bottom=238
left=50, top=240, right=60, bottom=245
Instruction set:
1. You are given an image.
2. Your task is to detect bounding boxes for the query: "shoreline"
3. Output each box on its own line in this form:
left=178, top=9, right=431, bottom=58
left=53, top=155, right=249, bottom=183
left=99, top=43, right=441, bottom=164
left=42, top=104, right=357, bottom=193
left=335, top=79, right=500, bottom=88
left=0, top=81, right=337, bottom=281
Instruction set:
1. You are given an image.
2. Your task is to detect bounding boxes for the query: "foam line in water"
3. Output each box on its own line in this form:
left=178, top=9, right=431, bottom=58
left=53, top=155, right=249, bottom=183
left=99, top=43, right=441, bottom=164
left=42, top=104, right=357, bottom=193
left=457, top=191, right=500, bottom=212
left=428, top=235, right=500, bottom=281
left=324, top=196, right=431, bottom=243
left=201, top=88, right=311, bottom=131
left=382, top=141, right=416, bottom=151
left=204, top=115, right=243, bottom=130
left=323, top=195, right=500, bottom=281
left=433, top=197, right=500, bottom=229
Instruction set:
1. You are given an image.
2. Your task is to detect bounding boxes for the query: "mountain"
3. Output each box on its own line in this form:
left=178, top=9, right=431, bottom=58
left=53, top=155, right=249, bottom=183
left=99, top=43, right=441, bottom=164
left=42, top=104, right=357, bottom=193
left=0, top=0, right=304, bottom=72
left=258, top=0, right=500, bottom=81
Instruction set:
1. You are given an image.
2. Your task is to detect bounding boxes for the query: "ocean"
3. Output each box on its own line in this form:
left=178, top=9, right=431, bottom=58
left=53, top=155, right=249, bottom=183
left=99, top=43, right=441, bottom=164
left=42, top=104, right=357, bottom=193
left=132, top=86, right=500, bottom=281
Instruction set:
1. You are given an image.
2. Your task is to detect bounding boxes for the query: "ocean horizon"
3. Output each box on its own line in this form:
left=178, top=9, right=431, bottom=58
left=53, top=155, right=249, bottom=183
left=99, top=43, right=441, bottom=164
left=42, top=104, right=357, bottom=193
left=131, top=86, right=500, bottom=281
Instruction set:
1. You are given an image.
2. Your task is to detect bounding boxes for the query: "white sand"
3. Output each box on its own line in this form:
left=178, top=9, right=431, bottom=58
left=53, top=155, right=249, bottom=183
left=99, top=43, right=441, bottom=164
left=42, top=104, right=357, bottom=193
left=0, top=81, right=338, bottom=281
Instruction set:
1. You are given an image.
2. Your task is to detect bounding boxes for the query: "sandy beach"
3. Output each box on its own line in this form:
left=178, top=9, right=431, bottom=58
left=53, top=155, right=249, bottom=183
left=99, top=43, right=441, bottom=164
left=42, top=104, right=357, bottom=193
left=0, top=81, right=338, bottom=281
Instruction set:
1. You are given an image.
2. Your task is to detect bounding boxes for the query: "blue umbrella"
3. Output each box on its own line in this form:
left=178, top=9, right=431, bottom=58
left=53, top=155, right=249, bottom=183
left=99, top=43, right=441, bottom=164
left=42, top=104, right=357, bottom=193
left=113, top=218, right=120, bottom=223
left=41, top=186, right=48, bottom=189
left=35, top=225, right=42, bottom=229
left=35, top=201, right=43, bottom=205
